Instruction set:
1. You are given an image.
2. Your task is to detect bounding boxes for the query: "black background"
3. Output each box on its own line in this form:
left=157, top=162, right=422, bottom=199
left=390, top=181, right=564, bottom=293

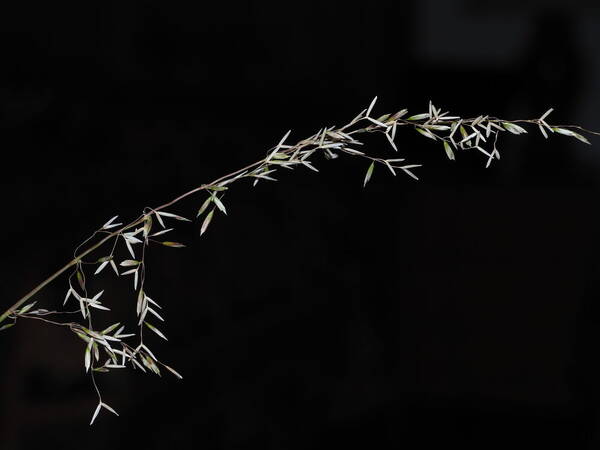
left=2, top=1, right=600, bottom=449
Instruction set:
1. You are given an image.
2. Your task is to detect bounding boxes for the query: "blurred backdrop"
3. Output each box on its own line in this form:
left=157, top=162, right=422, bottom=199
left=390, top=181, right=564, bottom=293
left=2, top=1, right=600, bottom=449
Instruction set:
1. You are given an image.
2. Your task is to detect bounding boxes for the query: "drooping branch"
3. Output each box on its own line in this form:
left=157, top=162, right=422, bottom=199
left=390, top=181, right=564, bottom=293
left=1, top=98, right=596, bottom=424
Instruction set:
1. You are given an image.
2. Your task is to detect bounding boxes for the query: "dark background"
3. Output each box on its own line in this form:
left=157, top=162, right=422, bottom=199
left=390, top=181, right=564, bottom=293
left=2, top=1, right=600, bottom=448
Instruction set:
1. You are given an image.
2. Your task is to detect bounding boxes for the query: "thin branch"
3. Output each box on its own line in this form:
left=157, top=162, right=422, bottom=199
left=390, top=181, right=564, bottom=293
left=1, top=98, right=597, bottom=425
